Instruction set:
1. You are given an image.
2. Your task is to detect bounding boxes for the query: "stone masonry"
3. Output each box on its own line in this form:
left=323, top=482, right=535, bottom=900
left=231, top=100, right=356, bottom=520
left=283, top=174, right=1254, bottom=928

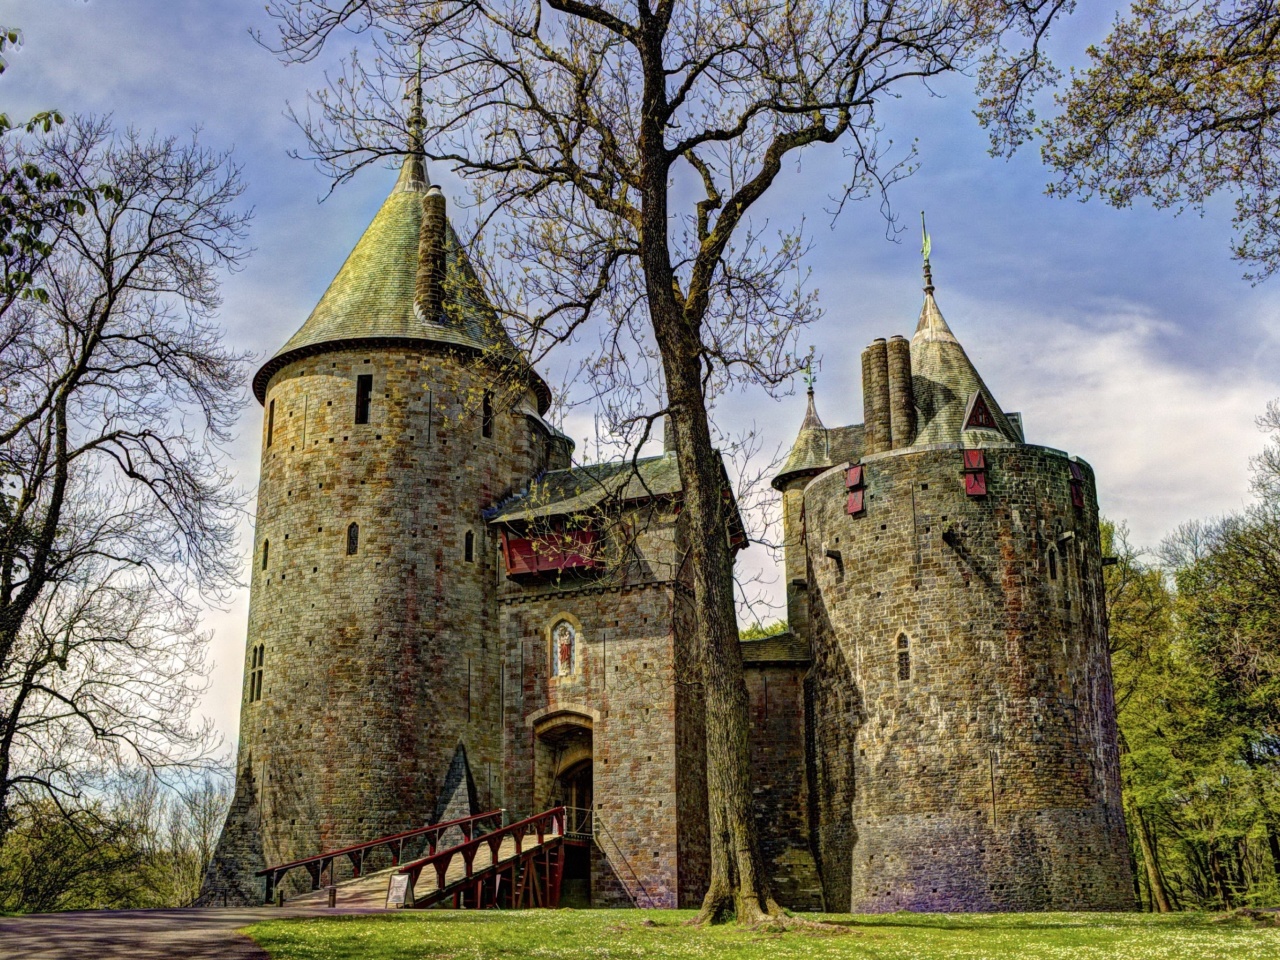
left=203, top=133, right=1134, bottom=913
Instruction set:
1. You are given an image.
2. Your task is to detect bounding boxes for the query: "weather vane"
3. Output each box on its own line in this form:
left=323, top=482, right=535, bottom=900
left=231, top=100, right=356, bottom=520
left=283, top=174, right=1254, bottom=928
left=921, top=211, right=935, bottom=294
left=802, top=350, right=817, bottom=390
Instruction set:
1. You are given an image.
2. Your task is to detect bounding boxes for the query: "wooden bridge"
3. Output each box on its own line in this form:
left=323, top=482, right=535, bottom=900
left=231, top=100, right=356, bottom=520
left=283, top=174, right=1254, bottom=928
left=255, top=808, right=566, bottom=910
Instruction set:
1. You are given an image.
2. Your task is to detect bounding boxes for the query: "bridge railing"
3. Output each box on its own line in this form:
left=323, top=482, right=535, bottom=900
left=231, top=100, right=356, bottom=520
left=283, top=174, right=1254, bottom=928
left=563, top=805, right=594, bottom=840
left=255, top=808, right=504, bottom=903
left=395, top=806, right=565, bottom=908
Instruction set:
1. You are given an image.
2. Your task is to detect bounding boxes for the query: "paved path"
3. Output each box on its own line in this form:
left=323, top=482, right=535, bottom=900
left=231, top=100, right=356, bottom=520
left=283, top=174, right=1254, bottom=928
left=0, top=905, right=375, bottom=960
left=0, top=830, right=564, bottom=958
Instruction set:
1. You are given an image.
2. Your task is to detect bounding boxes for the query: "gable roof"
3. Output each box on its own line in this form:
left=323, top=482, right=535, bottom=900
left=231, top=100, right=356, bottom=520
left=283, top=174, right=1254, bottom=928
left=486, top=454, right=682, bottom=524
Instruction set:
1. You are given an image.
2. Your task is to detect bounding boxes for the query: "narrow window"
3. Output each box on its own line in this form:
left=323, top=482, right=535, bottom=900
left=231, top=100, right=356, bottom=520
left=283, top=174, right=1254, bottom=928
left=897, top=635, right=911, bottom=681
left=266, top=399, right=275, bottom=447
left=262, top=539, right=269, bottom=570
left=346, top=522, right=359, bottom=556
left=249, top=645, right=265, bottom=702
left=1048, top=548, right=1058, bottom=581
left=464, top=530, right=475, bottom=563
left=355, top=374, right=373, bottom=425
left=482, top=390, right=494, bottom=438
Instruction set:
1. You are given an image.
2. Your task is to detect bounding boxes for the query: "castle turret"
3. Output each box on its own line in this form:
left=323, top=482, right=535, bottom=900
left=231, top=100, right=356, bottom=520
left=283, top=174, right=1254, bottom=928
left=773, top=386, right=831, bottom=643
left=801, top=250, right=1132, bottom=912
left=204, top=118, right=558, bottom=902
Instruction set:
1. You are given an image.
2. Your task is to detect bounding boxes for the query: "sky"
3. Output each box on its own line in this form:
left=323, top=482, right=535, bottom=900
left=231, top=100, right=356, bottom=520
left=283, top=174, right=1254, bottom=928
left=5, top=0, right=1280, bottom=750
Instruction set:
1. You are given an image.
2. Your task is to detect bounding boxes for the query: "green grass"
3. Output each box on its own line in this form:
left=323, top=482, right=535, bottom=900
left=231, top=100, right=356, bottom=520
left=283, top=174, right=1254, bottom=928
left=245, top=908, right=1279, bottom=960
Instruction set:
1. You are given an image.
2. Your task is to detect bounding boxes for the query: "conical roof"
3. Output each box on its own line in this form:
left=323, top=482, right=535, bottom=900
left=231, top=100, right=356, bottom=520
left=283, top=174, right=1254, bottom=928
left=910, top=278, right=1019, bottom=445
left=252, top=153, right=549, bottom=410
left=773, top=388, right=833, bottom=489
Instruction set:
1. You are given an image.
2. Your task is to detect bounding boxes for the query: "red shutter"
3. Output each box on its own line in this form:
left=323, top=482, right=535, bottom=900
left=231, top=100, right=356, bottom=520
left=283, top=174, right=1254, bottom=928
left=964, top=471, right=988, bottom=497
left=962, top=450, right=987, bottom=497
left=847, top=490, right=865, bottom=516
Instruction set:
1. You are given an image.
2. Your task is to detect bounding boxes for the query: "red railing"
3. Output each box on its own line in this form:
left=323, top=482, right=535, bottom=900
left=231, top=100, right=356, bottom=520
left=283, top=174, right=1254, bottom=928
left=256, top=809, right=503, bottom=904
left=395, top=807, right=565, bottom=909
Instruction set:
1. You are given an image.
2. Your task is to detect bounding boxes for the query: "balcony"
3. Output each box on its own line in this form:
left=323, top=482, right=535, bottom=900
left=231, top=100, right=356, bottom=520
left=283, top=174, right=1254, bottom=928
left=500, top=528, right=603, bottom=579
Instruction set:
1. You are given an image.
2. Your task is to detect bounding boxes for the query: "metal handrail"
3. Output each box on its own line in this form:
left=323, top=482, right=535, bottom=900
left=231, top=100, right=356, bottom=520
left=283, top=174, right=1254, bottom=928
left=256, top=808, right=503, bottom=902
left=563, top=805, right=594, bottom=839
left=591, top=811, right=655, bottom=908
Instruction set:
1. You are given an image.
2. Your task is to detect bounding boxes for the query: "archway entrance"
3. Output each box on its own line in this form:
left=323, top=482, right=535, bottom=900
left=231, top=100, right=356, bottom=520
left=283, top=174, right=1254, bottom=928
left=555, top=758, right=593, bottom=813
left=532, top=711, right=594, bottom=907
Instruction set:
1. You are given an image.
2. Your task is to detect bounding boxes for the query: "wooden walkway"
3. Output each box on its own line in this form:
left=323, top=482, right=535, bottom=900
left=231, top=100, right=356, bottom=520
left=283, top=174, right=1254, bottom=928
left=284, top=820, right=563, bottom=910
left=282, top=835, right=532, bottom=909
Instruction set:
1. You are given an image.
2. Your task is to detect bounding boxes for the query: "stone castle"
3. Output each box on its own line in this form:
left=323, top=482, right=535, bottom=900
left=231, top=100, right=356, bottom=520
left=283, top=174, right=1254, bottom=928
left=203, top=143, right=1134, bottom=911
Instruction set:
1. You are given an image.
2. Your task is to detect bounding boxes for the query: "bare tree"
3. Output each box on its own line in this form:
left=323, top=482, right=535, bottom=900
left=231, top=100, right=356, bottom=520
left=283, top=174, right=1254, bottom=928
left=0, top=115, right=251, bottom=844
left=265, top=0, right=1068, bottom=924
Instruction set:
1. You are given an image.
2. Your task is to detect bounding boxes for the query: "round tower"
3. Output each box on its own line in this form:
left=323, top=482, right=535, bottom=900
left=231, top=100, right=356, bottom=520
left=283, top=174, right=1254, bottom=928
left=802, top=262, right=1132, bottom=911
left=204, top=141, right=562, bottom=901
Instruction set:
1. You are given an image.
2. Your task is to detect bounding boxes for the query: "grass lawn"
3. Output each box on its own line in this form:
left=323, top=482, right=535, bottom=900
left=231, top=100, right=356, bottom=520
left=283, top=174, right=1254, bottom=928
left=245, top=908, right=1279, bottom=960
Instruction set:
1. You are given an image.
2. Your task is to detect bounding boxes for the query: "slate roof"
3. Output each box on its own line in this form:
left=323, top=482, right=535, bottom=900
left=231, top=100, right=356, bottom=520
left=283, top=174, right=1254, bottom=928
left=740, top=631, right=811, bottom=664
left=909, top=278, right=1020, bottom=446
left=253, top=153, right=548, bottom=409
left=486, top=453, right=682, bottom=524
left=773, top=389, right=865, bottom=490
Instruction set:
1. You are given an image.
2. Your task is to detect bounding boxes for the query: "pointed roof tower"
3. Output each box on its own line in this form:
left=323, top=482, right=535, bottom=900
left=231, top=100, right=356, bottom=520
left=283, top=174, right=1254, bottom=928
left=773, top=375, right=833, bottom=490
left=252, top=71, right=549, bottom=410
left=909, top=221, right=1019, bottom=446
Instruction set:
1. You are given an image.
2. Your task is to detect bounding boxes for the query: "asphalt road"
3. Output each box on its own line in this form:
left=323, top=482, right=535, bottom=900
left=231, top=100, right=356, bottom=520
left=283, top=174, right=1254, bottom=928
left=0, top=906, right=374, bottom=959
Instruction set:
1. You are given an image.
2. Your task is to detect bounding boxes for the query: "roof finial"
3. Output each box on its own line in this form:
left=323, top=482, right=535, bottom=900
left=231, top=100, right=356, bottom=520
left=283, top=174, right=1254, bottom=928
left=395, top=44, right=428, bottom=192
left=408, top=43, right=424, bottom=154
left=921, top=210, right=934, bottom=296
left=802, top=349, right=816, bottom=395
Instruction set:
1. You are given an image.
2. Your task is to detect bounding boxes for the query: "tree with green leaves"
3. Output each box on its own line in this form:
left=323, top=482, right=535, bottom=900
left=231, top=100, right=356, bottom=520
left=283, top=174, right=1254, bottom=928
left=991, top=1, right=1280, bottom=282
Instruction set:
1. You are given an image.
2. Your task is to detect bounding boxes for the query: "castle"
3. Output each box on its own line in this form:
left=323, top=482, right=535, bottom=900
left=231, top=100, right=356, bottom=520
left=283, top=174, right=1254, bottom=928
left=202, top=143, right=1134, bottom=912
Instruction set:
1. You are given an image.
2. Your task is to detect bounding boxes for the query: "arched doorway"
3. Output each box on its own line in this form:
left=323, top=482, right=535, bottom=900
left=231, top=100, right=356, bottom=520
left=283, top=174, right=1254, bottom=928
left=531, top=710, right=594, bottom=906
left=555, top=758, right=593, bottom=829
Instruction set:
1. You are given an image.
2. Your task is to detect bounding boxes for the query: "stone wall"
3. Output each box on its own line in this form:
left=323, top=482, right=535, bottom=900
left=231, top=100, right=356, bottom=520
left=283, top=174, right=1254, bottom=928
left=803, top=442, right=1133, bottom=912
left=203, top=344, right=547, bottom=902
left=494, top=506, right=708, bottom=908
left=743, top=661, right=823, bottom=910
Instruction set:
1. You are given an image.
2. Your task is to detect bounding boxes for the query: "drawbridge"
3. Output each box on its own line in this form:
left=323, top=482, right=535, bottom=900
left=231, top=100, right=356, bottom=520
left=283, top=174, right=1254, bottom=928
left=256, top=808, right=567, bottom=910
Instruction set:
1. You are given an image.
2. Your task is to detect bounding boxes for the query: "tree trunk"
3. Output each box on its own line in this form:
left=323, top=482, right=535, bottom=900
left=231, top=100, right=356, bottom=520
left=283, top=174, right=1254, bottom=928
left=1132, top=806, right=1173, bottom=913
left=632, top=22, right=780, bottom=926
left=663, top=350, right=779, bottom=925
left=640, top=271, right=778, bottom=922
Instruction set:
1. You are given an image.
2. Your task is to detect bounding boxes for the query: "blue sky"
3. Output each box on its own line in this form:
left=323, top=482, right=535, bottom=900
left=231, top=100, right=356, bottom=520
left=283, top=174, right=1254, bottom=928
left=6, top=0, right=1280, bottom=746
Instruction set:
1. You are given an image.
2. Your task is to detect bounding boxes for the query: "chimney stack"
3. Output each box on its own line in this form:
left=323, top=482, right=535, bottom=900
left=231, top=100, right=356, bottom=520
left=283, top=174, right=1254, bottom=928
left=415, top=185, right=447, bottom=322
left=861, top=338, right=891, bottom=455
left=887, top=335, right=916, bottom=449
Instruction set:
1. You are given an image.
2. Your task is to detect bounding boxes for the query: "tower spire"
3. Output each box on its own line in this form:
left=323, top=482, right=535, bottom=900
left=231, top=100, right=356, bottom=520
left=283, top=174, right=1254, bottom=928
left=921, top=210, right=934, bottom=295
left=395, top=45, right=428, bottom=192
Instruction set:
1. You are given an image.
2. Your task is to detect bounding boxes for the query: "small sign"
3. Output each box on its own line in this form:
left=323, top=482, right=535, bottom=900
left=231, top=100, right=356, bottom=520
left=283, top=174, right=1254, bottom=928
left=386, top=874, right=411, bottom=908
